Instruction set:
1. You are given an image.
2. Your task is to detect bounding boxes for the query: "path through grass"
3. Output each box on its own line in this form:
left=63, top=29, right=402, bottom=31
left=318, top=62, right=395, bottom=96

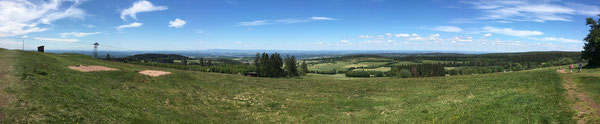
left=559, top=68, right=600, bottom=123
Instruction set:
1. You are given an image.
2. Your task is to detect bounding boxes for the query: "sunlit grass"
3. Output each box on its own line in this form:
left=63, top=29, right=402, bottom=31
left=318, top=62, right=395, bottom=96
left=0, top=49, right=575, bottom=123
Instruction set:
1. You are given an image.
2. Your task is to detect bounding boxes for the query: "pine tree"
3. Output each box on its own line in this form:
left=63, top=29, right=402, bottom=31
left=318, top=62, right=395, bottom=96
left=273, top=53, right=284, bottom=77
left=284, top=55, right=299, bottom=77
left=268, top=53, right=281, bottom=77
left=207, top=59, right=212, bottom=66
left=301, top=60, right=308, bottom=75
left=290, top=56, right=298, bottom=76
left=260, top=53, right=270, bottom=77
left=583, top=16, right=600, bottom=66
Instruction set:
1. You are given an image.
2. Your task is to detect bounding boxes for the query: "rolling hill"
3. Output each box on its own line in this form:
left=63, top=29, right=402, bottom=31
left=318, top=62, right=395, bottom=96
left=0, top=48, right=585, bottom=123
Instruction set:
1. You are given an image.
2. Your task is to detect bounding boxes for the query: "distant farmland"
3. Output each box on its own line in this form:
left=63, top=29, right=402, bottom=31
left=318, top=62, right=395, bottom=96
left=0, top=49, right=581, bottom=123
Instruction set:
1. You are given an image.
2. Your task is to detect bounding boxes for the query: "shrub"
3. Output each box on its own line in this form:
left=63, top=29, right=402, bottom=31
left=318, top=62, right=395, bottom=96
left=397, top=69, right=412, bottom=78
left=373, top=72, right=385, bottom=77
left=345, top=71, right=370, bottom=77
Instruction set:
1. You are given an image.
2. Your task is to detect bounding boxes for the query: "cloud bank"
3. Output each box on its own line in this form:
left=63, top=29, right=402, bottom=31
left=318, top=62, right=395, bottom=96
left=0, top=0, right=85, bottom=37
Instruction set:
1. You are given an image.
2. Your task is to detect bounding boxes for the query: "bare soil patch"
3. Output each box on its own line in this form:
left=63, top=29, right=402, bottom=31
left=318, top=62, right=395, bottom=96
left=558, top=69, right=600, bottom=123
left=68, top=65, right=118, bottom=72
left=138, top=70, right=171, bottom=77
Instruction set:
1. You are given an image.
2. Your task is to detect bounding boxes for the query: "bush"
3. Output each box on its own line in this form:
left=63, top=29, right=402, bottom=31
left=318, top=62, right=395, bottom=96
left=396, top=69, right=412, bottom=78
left=345, top=71, right=370, bottom=77
left=373, top=72, right=385, bottom=77
left=316, top=70, right=337, bottom=75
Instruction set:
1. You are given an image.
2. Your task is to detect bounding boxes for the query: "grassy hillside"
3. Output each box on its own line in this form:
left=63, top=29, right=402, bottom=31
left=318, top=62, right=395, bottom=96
left=0, top=49, right=576, bottom=123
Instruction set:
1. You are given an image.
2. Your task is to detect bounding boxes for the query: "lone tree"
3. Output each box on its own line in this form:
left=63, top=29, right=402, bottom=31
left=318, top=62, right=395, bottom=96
left=583, top=16, right=600, bottom=67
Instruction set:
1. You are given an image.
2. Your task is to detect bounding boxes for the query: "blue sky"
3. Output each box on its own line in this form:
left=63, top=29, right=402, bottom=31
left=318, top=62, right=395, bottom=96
left=0, top=0, right=598, bottom=52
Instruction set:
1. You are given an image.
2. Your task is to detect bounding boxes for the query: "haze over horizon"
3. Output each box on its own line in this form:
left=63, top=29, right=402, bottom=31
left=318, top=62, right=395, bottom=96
left=0, top=0, right=598, bottom=52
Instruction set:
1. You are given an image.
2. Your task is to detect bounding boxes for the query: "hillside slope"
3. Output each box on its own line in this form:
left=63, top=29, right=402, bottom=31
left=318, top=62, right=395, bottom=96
left=0, top=49, right=575, bottom=123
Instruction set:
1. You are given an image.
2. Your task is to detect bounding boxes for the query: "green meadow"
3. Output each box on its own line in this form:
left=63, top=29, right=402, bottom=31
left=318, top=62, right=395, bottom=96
left=0, top=48, right=588, bottom=123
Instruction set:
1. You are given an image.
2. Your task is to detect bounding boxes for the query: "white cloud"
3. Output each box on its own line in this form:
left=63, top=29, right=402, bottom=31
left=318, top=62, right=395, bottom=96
left=530, top=37, right=582, bottom=43
left=566, top=3, right=600, bottom=16
left=449, top=18, right=477, bottom=24
left=482, top=26, right=543, bottom=37
left=117, top=22, right=143, bottom=30
left=237, top=20, right=270, bottom=26
left=59, top=32, right=100, bottom=37
left=483, top=33, right=492, bottom=37
left=0, top=39, right=22, bottom=49
left=0, top=0, right=85, bottom=37
left=120, top=0, right=168, bottom=21
left=34, top=37, right=78, bottom=43
left=82, top=24, right=96, bottom=28
left=411, top=33, right=419, bottom=37
left=359, top=35, right=373, bottom=38
left=395, top=34, right=410, bottom=37
left=463, top=0, right=600, bottom=22
left=276, top=18, right=311, bottom=24
left=323, top=32, right=582, bottom=51
left=432, top=26, right=463, bottom=32
left=310, top=17, right=336, bottom=20
left=235, top=41, right=242, bottom=44
left=0, top=39, right=20, bottom=45
left=168, top=18, right=186, bottom=28
left=496, top=20, right=514, bottom=23
left=237, top=17, right=336, bottom=26
left=22, top=36, right=28, bottom=38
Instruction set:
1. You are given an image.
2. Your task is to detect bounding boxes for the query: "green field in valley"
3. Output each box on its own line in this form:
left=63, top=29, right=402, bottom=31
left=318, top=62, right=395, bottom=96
left=0, top=49, right=589, bottom=123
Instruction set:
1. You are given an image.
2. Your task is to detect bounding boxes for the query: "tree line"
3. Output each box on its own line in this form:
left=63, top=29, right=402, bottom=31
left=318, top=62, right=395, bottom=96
left=254, top=53, right=308, bottom=78
left=388, top=64, right=445, bottom=78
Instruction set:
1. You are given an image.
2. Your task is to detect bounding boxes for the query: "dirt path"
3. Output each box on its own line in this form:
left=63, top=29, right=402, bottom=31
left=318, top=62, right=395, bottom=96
left=0, top=50, right=20, bottom=122
left=558, top=69, right=600, bottom=123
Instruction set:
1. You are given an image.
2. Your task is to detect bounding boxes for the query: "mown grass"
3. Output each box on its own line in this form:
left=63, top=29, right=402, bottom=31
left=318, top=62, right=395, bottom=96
left=570, top=67, right=600, bottom=113
left=0, top=49, right=575, bottom=123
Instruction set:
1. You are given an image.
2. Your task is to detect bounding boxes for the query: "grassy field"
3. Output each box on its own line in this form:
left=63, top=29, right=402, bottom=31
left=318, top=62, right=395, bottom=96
left=351, top=67, right=391, bottom=72
left=310, top=61, right=391, bottom=72
left=0, top=49, right=579, bottom=123
left=343, top=62, right=389, bottom=68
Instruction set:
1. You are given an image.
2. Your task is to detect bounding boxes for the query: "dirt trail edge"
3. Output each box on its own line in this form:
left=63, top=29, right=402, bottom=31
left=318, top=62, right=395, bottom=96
left=0, top=50, right=20, bottom=122
left=557, top=69, right=600, bottom=123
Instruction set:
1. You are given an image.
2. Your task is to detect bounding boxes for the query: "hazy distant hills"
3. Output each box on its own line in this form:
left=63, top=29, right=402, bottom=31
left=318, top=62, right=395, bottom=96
left=41, top=49, right=499, bottom=58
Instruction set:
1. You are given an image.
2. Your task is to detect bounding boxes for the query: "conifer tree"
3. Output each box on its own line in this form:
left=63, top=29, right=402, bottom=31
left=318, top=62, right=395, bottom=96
left=583, top=16, right=600, bottom=66
left=271, top=53, right=284, bottom=77
left=301, top=60, right=308, bottom=75
left=285, top=55, right=299, bottom=77
left=260, top=53, right=270, bottom=77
